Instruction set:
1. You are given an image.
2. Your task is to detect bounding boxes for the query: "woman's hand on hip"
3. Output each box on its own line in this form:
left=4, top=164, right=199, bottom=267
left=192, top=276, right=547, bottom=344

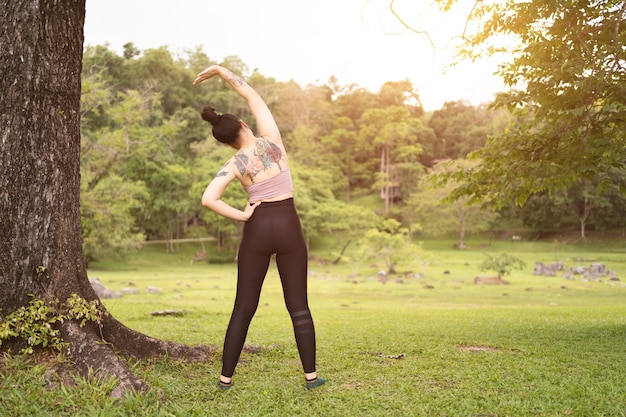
left=243, top=201, right=261, bottom=220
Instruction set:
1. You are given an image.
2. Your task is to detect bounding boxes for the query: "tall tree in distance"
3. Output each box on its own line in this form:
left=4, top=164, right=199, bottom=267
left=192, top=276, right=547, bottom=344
left=1, top=0, right=206, bottom=397
left=359, top=106, right=424, bottom=213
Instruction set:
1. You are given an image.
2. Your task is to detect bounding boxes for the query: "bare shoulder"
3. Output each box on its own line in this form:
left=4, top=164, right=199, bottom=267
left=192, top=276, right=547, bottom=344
left=228, top=153, right=248, bottom=178
left=213, top=157, right=245, bottom=182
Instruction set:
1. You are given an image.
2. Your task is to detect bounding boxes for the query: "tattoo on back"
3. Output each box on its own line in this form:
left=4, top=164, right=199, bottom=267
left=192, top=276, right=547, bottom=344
left=229, top=140, right=285, bottom=182
left=233, top=154, right=247, bottom=176
left=256, top=138, right=282, bottom=169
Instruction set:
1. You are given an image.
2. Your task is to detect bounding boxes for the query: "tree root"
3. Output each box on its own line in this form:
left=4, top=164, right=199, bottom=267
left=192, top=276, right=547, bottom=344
left=57, top=315, right=216, bottom=398
left=100, top=313, right=216, bottom=361
left=59, top=320, right=148, bottom=397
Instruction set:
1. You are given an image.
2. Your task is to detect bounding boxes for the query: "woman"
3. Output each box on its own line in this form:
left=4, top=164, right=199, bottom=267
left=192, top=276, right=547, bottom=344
left=193, top=65, right=325, bottom=390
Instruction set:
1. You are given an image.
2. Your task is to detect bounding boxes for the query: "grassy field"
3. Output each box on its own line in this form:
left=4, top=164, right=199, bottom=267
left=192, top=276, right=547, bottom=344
left=2, top=235, right=626, bottom=416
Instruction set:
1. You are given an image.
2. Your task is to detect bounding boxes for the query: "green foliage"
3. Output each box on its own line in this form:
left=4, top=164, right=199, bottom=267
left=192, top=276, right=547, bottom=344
left=427, top=100, right=510, bottom=163
left=62, top=294, right=104, bottom=328
left=318, top=117, right=360, bottom=200
left=78, top=42, right=626, bottom=254
left=0, top=297, right=63, bottom=354
left=356, top=219, right=423, bottom=273
left=480, top=252, right=527, bottom=278
left=358, top=106, right=426, bottom=212
left=518, top=170, right=626, bottom=238
left=0, top=295, right=104, bottom=354
left=205, top=253, right=237, bottom=264
left=303, top=198, right=380, bottom=262
left=81, top=174, right=148, bottom=262
left=414, top=160, right=499, bottom=246
left=438, top=0, right=626, bottom=206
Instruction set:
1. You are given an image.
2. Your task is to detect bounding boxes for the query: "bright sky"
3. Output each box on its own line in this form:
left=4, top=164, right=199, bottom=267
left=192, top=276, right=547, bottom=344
left=84, top=0, right=507, bottom=111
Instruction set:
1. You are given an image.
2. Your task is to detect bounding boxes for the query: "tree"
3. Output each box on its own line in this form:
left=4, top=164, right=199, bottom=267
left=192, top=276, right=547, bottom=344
left=517, top=191, right=571, bottom=233
left=289, top=161, right=339, bottom=247
left=359, top=106, right=425, bottom=213
left=81, top=174, right=149, bottom=262
left=480, top=253, right=527, bottom=279
left=319, top=117, right=362, bottom=202
left=357, top=219, right=422, bottom=274
left=377, top=80, right=424, bottom=118
left=427, top=100, right=505, bottom=164
left=1, top=0, right=207, bottom=397
left=563, top=178, right=615, bottom=240
left=333, top=85, right=379, bottom=123
left=519, top=173, right=625, bottom=239
left=427, top=0, right=626, bottom=207
left=80, top=47, right=210, bottom=249
left=80, top=81, right=159, bottom=258
left=274, top=81, right=334, bottom=139
left=305, top=200, right=380, bottom=264
left=412, top=160, right=499, bottom=248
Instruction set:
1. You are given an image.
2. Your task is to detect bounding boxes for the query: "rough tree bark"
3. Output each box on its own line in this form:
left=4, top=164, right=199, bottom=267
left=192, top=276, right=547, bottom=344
left=0, top=0, right=210, bottom=397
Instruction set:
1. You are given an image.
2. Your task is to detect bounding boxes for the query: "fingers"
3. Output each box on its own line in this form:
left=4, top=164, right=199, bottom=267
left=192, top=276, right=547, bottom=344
left=193, top=72, right=210, bottom=85
left=243, top=201, right=261, bottom=221
left=248, top=201, right=261, bottom=213
left=193, top=66, right=219, bottom=85
left=243, top=201, right=261, bottom=220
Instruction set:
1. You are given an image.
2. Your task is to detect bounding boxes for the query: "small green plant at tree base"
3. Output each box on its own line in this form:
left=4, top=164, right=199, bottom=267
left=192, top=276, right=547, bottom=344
left=480, top=252, right=527, bottom=278
left=0, top=297, right=63, bottom=354
left=61, top=294, right=104, bottom=328
left=0, top=294, right=104, bottom=354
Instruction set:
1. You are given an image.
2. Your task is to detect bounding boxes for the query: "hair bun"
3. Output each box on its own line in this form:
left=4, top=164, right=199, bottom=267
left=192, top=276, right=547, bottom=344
left=201, top=105, right=221, bottom=125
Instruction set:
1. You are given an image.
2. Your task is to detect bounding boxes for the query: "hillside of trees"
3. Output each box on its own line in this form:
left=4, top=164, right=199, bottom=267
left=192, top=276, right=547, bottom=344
left=80, top=44, right=626, bottom=263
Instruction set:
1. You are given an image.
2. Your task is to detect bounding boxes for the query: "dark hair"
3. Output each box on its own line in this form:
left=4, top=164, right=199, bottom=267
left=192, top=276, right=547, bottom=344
left=201, top=105, right=242, bottom=145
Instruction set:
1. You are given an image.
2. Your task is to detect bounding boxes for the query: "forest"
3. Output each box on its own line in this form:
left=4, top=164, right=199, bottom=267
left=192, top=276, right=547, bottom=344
left=80, top=43, right=626, bottom=263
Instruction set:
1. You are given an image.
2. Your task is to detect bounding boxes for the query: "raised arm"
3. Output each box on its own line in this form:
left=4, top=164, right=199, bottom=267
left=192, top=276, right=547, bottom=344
left=193, top=65, right=281, bottom=144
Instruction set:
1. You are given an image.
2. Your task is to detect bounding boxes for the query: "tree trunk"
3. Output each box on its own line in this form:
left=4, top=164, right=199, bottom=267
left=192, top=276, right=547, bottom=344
left=457, top=219, right=467, bottom=249
left=578, top=198, right=592, bottom=241
left=380, top=146, right=391, bottom=213
left=455, top=204, right=468, bottom=249
left=332, top=239, right=352, bottom=265
left=386, top=146, right=393, bottom=212
left=580, top=219, right=587, bottom=241
left=0, top=0, right=209, bottom=397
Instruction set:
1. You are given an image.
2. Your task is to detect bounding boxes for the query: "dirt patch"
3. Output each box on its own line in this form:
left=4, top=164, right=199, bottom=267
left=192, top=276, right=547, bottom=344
left=457, top=345, right=502, bottom=353
left=361, top=351, right=406, bottom=359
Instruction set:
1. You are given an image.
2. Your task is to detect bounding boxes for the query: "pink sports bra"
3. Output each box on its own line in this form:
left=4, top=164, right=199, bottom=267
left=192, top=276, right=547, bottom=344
left=244, top=169, right=293, bottom=202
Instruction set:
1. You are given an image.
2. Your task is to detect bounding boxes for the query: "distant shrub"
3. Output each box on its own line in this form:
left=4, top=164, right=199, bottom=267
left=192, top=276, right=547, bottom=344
left=206, top=253, right=237, bottom=264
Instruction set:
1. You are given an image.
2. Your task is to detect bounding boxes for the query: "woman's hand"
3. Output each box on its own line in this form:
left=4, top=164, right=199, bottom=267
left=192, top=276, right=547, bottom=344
left=193, top=65, right=222, bottom=85
left=243, top=201, right=261, bottom=220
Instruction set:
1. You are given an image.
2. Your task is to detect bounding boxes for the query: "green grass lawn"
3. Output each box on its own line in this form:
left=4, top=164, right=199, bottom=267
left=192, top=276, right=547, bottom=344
left=2, top=237, right=626, bottom=416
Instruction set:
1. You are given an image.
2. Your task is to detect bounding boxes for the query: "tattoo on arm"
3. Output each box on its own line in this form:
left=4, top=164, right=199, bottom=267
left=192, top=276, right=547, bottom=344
left=216, top=160, right=234, bottom=179
left=225, top=70, right=247, bottom=87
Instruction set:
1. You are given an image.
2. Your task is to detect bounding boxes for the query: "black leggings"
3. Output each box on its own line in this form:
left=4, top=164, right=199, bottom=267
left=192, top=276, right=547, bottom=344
left=221, top=198, right=316, bottom=377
